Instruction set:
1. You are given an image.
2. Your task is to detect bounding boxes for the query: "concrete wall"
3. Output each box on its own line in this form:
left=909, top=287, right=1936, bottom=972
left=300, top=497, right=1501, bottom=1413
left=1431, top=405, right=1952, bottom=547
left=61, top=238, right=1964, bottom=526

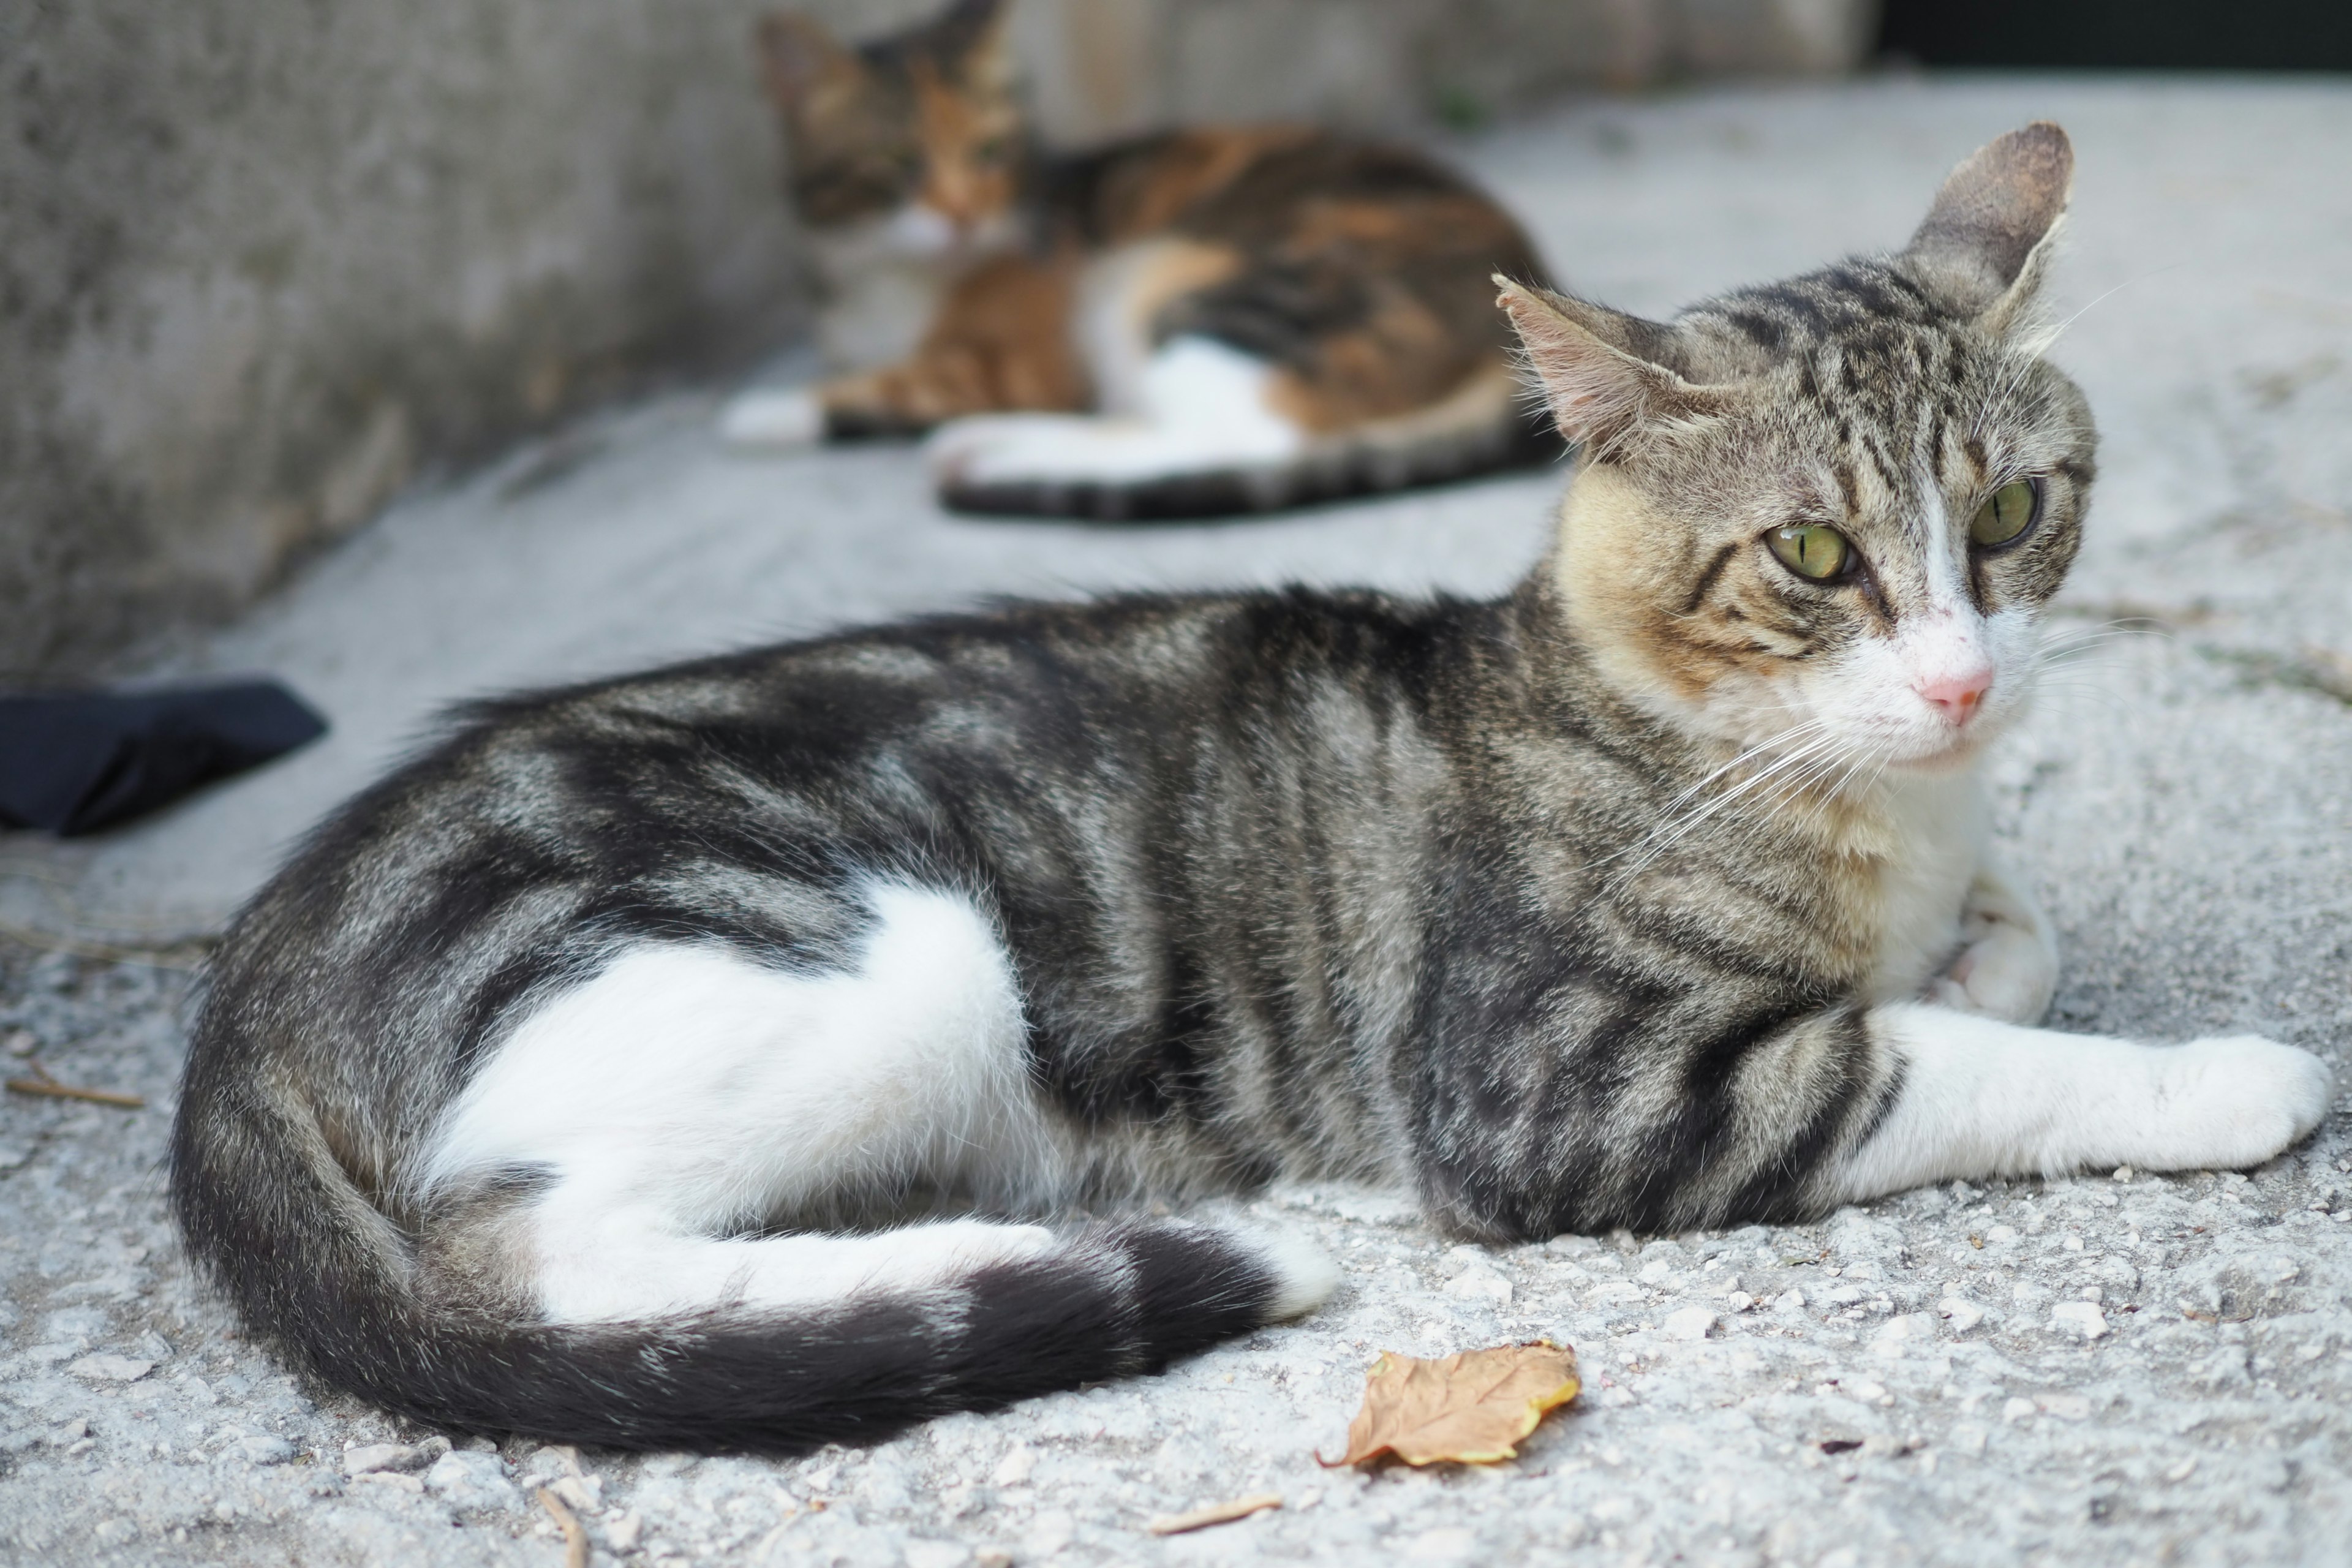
left=1019, top=0, right=1882, bottom=141
left=0, top=0, right=1876, bottom=678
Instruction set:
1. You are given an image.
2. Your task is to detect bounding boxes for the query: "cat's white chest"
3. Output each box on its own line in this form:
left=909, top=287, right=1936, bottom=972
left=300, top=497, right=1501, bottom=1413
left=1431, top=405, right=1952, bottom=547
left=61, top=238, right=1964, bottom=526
left=809, top=225, right=962, bottom=372
left=815, top=259, right=951, bottom=371
left=1865, top=768, right=1987, bottom=1003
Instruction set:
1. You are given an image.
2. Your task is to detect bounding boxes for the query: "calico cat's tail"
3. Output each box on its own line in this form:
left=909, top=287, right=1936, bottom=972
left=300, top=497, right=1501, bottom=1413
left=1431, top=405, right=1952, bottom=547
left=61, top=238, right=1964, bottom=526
left=168, top=1068, right=1332, bottom=1453
left=929, top=352, right=1560, bottom=523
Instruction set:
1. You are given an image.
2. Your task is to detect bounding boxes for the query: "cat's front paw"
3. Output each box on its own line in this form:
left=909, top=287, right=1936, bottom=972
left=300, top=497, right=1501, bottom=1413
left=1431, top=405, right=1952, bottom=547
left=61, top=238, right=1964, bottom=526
left=720, top=387, right=827, bottom=448
left=2134, top=1036, right=2334, bottom=1172
left=1929, top=923, right=2057, bottom=1023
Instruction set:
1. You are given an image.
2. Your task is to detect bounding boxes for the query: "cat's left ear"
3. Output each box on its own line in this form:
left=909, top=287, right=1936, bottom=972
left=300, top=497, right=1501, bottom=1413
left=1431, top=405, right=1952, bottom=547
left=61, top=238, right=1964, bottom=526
left=1497, top=277, right=1726, bottom=456
left=936, top=0, right=1016, bottom=84
left=758, top=13, right=855, bottom=107
left=1902, top=122, right=2074, bottom=336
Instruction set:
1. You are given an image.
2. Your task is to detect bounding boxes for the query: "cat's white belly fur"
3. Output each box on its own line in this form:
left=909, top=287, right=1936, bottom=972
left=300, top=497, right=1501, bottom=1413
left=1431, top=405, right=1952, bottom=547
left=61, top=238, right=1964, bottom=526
left=417, top=880, right=1333, bottom=1325
left=419, top=881, right=1066, bottom=1322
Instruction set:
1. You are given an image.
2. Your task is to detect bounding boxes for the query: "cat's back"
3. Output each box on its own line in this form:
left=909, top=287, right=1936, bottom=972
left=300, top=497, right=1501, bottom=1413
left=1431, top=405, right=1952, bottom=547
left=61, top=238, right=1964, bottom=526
left=200, top=587, right=1501, bottom=1041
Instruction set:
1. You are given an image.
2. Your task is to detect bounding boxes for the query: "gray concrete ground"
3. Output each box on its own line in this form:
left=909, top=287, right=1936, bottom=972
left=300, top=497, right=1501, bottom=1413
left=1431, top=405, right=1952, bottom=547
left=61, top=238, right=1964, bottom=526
left=5, top=75, right=2352, bottom=1568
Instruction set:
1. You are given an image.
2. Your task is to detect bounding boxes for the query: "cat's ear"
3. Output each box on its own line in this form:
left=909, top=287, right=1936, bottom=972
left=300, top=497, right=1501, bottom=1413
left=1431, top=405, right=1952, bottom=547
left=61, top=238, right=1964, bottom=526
left=1496, top=278, right=1721, bottom=454
left=1903, top=122, right=2073, bottom=335
left=757, top=13, right=855, bottom=108
left=935, top=0, right=1016, bottom=85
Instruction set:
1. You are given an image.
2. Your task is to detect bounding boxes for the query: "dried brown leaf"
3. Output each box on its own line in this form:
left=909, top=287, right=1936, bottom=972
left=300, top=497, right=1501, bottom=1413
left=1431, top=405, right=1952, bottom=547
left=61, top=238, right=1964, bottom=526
left=1321, top=1340, right=1580, bottom=1468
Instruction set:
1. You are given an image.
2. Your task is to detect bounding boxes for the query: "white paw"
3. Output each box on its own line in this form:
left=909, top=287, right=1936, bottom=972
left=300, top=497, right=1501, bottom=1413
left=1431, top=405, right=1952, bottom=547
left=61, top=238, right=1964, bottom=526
left=2138, top=1036, right=2334, bottom=1172
left=719, top=386, right=826, bottom=447
left=1932, top=924, right=2057, bottom=1025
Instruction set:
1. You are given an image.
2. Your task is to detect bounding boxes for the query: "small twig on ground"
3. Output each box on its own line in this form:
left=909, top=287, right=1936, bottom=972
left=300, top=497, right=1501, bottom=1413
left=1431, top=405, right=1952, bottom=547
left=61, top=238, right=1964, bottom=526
left=1147, top=1492, right=1283, bottom=1536
left=537, top=1487, right=590, bottom=1568
left=4, top=1058, right=145, bottom=1109
left=0, top=914, right=210, bottom=972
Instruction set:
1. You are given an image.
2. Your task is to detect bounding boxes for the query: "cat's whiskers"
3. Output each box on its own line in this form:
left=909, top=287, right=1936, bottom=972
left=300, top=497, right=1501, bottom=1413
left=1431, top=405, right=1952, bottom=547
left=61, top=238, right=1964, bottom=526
left=1736, top=738, right=1885, bottom=852
left=2038, top=619, right=2169, bottom=662
left=1648, top=716, right=1842, bottom=823
left=1602, top=724, right=1862, bottom=886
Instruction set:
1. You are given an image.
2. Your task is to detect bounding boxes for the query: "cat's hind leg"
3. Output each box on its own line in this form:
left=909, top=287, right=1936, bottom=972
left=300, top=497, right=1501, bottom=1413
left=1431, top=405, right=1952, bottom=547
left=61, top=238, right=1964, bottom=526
left=415, top=879, right=1335, bottom=1335
left=1830, top=1003, right=2333, bottom=1204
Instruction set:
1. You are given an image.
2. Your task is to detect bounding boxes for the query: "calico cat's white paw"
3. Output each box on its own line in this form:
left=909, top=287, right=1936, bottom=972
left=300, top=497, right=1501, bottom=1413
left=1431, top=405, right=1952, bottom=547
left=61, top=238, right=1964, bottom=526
left=2135, top=1036, right=2334, bottom=1172
left=720, top=387, right=826, bottom=448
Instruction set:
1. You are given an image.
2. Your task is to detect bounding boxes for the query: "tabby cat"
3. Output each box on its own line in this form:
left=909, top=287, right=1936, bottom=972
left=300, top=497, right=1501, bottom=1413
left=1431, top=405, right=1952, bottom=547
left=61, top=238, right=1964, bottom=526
left=717, top=0, right=1556, bottom=519
left=173, top=123, right=2330, bottom=1455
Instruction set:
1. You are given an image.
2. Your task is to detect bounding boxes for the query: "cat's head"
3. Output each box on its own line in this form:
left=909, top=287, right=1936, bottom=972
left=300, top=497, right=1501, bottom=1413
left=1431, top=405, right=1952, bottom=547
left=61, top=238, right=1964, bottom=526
left=1502, top=123, right=2094, bottom=778
left=757, top=0, right=1025, bottom=255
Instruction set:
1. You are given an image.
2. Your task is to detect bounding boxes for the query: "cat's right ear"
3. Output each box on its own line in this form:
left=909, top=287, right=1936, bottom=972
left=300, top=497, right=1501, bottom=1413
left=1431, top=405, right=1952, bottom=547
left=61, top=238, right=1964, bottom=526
left=1496, top=278, right=1719, bottom=455
left=1902, top=122, right=2073, bottom=335
left=758, top=12, right=854, bottom=107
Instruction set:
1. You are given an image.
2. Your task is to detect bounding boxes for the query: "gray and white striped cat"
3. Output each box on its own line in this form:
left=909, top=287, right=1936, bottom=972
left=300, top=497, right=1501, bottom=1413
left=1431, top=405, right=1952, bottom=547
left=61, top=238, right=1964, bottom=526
left=172, top=123, right=2329, bottom=1454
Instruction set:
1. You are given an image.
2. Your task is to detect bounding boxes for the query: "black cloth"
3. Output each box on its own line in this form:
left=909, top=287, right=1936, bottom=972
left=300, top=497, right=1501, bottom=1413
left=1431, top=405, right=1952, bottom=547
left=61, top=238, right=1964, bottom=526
left=0, top=682, right=328, bottom=837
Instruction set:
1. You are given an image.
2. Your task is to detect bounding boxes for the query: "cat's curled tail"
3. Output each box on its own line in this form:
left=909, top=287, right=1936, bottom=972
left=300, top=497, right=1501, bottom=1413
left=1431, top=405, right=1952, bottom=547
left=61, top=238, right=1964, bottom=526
left=168, top=906, right=1336, bottom=1452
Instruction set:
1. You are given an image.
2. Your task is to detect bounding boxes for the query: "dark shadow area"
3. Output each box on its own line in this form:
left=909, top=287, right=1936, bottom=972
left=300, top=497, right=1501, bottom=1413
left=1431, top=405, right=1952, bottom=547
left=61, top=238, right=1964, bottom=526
left=1880, top=0, right=2352, bottom=71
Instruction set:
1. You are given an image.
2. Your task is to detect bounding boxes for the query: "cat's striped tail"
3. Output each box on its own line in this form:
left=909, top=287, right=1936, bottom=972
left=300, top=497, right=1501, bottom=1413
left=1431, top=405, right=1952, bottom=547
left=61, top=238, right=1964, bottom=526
left=168, top=1071, right=1332, bottom=1453
left=928, top=345, right=1560, bottom=524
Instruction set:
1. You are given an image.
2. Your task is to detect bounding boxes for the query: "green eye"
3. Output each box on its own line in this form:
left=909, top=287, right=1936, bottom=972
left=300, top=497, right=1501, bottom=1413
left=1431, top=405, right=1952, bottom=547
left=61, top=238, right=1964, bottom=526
left=1970, top=480, right=2037, bottom=547
left=1768, top=523, right=1850, bottom=581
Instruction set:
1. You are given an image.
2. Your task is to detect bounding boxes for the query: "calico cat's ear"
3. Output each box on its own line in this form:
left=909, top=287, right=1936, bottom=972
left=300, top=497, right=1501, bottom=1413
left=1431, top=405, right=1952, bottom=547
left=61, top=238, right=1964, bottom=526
left=758, top=12, right=855, bottom=107
left=1496, top=277, right=1722, bottom=454
left=1902, top=122, right=2073, bottom=334
left=931, top=0, right=1015, bottom=81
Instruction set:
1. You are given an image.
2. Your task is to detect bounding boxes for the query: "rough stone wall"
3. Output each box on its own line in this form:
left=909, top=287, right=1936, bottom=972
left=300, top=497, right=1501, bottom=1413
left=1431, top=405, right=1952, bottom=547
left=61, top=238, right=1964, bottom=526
left=0, top=0, right=826, bottom=677
left=0, top=0, right=1875, bottom=678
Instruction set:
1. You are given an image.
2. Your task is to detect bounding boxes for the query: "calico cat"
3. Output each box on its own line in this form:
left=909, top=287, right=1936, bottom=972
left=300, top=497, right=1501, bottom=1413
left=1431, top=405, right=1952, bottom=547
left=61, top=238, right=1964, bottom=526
left=718, top=0, right=1556, bottom=519
left=172, top=123, right=2331, bottom=1455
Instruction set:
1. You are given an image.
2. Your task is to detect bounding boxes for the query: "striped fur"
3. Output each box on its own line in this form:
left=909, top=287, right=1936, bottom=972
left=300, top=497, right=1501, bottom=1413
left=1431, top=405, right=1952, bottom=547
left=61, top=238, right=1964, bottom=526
left=173, top=123, right=2331, bottom=1455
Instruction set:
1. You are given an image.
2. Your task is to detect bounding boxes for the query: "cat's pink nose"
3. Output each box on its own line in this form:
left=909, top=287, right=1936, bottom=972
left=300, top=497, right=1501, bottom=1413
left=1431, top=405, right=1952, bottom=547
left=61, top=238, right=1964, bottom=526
left=1917, top=668, right=1994, bottom=724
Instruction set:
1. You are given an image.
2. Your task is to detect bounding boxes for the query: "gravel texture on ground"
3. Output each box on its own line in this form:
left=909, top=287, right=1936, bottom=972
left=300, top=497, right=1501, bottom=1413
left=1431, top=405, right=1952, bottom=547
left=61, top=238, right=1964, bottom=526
left=6, top=74, right=2352, bottom=1568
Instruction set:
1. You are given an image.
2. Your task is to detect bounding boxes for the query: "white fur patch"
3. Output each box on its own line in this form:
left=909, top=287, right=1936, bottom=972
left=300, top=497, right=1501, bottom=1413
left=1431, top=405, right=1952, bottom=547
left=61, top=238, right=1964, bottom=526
left=926, top=336, right=1305, bottom=488
left=1242, top=1229, right=1343, bottom=1321
left=803, top=204, right=1023, bottom=372
left=718, top=387, right=826, bottom=448
left=419, top=880, right=1070, bottom=1324
left=1833, top=1004, right=2334, bottom=1202
left=1863, top=767, right=1989, bottom=1004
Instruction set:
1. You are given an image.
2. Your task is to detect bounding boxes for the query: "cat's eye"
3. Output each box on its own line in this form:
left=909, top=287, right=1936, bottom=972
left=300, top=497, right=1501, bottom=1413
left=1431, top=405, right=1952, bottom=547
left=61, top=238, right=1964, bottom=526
left=1970, top=479, right=2038, bottom=548
left=1768, top=523, right=1850, bottom=581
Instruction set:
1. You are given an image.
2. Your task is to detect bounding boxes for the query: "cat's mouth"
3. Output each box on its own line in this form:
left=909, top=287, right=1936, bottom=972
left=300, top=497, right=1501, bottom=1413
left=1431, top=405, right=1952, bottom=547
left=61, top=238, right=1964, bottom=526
left=884, top=203, right=1014, bottom=257
left=1884, top=726, right=1999, bottom=775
